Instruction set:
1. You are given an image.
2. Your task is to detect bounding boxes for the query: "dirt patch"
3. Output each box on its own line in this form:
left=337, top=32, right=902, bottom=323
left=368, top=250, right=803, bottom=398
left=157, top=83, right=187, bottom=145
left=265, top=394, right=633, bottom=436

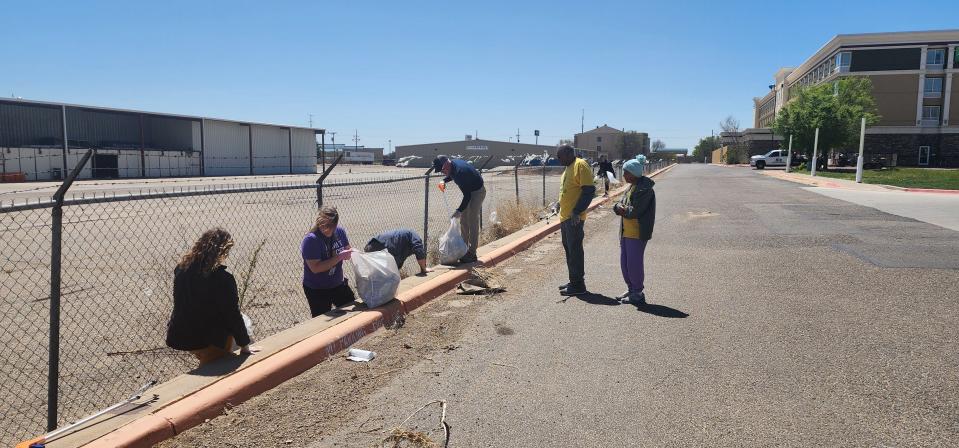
left=157, top=268, right=506, bottom=448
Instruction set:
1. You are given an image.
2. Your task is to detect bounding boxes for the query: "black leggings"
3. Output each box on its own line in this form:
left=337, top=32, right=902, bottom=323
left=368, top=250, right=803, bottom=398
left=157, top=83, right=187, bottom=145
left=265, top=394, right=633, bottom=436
left=303, top=280, right=356, bottom=317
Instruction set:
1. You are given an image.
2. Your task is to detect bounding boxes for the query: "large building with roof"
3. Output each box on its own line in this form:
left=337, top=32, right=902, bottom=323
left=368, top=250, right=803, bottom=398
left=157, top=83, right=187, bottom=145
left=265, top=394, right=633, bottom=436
left=753, top=29, right=959, bottom=167
left=0, top=98, right=322, bottom=181
left=573, top=125, right=649, bottom=160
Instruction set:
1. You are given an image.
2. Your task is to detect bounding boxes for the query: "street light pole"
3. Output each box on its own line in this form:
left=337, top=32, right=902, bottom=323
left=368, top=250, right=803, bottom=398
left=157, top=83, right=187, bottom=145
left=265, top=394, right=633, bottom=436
left=855, top=117, right=866, bottom=183
left=811, top=127, right=820, bottom=177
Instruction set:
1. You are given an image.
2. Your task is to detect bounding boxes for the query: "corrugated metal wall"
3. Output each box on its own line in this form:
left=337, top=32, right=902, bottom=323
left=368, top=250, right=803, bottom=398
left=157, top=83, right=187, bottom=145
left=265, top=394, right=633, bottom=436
left=251, top=125, right=290, bottom=175
left=291, top=128, right=317, bottom=174
left=203, top=120, right=250, bottom=176
left=1, top=100, right=315, bottom=180
left=0, top=102, right=63, bottom=147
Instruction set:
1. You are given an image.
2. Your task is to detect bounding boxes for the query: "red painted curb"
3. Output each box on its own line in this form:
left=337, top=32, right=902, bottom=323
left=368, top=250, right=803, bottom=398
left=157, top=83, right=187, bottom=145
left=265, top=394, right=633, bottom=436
left=79, top=164, right=676, bottom=448
left=904, top=187, right=959, bottom=194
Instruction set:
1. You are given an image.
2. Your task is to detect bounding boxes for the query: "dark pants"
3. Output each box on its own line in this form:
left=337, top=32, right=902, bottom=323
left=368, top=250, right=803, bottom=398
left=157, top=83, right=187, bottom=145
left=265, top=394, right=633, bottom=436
left=561, top=218, right=586, bottom=288
left=303, top=280, right=356, bottom=317
left=620, top=238, right=647, bottom=293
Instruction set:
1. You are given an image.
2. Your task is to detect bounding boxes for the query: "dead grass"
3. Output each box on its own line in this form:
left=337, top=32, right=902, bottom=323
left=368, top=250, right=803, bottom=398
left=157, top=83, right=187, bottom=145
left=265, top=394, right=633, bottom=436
left=481, top=200, right=540, bottom=245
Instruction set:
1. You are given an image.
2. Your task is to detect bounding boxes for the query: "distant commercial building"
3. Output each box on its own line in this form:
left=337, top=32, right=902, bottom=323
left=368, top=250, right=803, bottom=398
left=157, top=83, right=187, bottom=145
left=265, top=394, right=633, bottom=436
left=573, top=125, right=649, bottom=159
left=0, top=98, right=321, bottom=181
left=753, top=29, right=959, bottom=167
left=394, top=137, right=561, bottom=169
left=320, top=144, right=384, bottom=164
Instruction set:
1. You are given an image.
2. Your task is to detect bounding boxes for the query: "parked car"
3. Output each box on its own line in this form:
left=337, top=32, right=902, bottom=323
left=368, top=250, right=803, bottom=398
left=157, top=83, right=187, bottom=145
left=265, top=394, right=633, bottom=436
left=750, top=150, right=788, bottom=169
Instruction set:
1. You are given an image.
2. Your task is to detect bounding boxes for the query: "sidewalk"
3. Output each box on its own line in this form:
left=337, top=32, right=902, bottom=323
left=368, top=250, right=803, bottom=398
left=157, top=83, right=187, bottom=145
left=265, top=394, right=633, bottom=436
left=758, top=169, right=893, bottom=192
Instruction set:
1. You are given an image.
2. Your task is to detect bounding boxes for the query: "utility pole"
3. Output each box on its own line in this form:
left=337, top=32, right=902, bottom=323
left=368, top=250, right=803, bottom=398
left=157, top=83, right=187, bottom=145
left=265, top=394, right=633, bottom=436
left=516, top=128, right=520, bottom=143
left=308, top=113, right=313, bottom=128
left=353, top=129, right=360, bottom=151
left=581, top=109, right=584, bottom=133
left=329, top=131, right=337, bottom=160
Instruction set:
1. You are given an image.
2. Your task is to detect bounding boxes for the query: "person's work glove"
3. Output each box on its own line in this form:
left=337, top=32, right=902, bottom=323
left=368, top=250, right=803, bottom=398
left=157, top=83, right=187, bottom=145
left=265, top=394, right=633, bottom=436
left=438, top=181, right=446, bottom=192
left=570, top=214, right=582, bottom=226
left=337, top=250, right=352, bottom=262
left=452, top=210, right=462, bottom=219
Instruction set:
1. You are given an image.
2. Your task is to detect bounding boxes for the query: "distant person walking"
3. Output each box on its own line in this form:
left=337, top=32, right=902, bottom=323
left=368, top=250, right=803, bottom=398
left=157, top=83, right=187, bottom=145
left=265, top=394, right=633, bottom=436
left=556, top=145, right=596, bottom=296
left=433, top=155, right=486, bottom=264
left=166, top=228, right=257, bottom=367
left=597, top=155, right=615, bottom=197
left=364, top=228, right=432, bottom=276
left=301, top=206, right=356, bottom=317
left=613, top=156, right=656, bottom=305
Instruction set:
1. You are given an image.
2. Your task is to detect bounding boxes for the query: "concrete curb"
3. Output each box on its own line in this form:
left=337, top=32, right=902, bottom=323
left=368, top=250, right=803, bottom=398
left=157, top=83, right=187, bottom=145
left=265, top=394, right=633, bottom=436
left=903, top=187, right=959, bottom=194
left=77, top=163, right=676, bottom=448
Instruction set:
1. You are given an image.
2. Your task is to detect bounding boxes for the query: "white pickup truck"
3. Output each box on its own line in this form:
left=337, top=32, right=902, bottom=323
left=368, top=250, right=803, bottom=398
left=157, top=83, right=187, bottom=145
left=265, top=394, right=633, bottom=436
left=750, top=150, right=789, bottom=169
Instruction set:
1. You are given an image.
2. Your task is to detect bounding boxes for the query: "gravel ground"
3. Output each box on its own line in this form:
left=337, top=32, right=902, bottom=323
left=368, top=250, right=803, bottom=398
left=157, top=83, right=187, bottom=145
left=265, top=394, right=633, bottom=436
left=161, top=164, right=959, bottom=447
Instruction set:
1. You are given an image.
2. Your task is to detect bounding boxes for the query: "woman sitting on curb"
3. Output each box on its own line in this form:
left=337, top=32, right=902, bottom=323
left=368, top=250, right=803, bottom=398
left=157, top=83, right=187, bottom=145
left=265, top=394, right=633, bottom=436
left=612, top=156, right=656, bottom=306
left=301, top=206, right=356, bottom=317
left=166, top=228, right=258, bottom=366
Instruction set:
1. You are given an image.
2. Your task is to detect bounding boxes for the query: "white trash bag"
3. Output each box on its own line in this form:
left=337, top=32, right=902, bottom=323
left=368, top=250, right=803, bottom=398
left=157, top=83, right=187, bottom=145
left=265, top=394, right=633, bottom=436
left=231, top=313, right=255, bottom=351
left=438, top=218, right=468, bottom=264
left=351, top=249, right=401, bottom=308
left=606, top=171, right=620, bottom=184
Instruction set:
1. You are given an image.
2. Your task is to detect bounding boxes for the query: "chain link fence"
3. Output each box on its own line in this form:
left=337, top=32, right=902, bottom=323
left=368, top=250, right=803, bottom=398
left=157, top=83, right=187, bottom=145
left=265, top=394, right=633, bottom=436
left=0, top=151, right=669, bottom=444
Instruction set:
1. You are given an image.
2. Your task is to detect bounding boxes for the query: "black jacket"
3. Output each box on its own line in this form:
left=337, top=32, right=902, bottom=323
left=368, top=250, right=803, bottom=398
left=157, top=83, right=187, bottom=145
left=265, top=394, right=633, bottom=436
left=598, top=160, right=615, bottom=175
left=618, top=176, right=656, bottom=240
left=166, top=265, right=251, bottom=351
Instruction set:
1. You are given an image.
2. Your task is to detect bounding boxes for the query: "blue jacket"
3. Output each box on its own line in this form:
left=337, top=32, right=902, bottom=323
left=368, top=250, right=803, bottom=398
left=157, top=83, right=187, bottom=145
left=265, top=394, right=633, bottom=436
left=443, top=159, right=485, bottom=212
left=366, top=229, right=426, bottom=269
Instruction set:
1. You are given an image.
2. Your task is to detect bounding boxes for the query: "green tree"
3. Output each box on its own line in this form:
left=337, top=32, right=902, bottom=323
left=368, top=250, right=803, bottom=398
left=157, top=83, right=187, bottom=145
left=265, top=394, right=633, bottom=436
left=616, top=131, right=648, bottom=159
left=693, top=135, right=720, bottom=162
left=772, top=77, right=880, bottom=170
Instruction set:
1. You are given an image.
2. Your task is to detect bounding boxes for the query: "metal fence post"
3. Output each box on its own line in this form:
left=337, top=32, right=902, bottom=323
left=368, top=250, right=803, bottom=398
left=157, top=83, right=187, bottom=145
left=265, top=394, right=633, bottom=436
left=48, top=149, right=93, bottom=431
left=316, top=154, right=342, bottom=209
left=513, top=159, right=522, bottom=204
left=423, top=167, right=433, bottom=254
left=542, top=160, right=546, bottom=207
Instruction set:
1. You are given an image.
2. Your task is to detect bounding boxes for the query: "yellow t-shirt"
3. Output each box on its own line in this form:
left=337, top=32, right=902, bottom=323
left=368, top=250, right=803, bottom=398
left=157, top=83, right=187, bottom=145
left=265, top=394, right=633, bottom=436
left=559, top=158, right=594, bottom=221
left=621, top=184, right=641, bottom=239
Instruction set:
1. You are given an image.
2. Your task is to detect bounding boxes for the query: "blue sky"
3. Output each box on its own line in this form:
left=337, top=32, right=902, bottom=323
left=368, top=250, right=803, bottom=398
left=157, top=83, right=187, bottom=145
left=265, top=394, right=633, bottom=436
left=1, top=1, right=956, bottom=153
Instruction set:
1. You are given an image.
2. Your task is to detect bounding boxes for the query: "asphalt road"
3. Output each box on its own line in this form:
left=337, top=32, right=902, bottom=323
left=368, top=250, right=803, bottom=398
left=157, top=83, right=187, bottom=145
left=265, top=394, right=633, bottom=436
left=164, top=164, right=959, bottom=447
left=805, top=186, right=959, bottom=232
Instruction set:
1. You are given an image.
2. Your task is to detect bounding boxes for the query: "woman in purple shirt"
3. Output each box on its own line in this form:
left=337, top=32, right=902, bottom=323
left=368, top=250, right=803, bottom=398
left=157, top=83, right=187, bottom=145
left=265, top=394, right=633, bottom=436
left=301, top=206, right=355, bottom=317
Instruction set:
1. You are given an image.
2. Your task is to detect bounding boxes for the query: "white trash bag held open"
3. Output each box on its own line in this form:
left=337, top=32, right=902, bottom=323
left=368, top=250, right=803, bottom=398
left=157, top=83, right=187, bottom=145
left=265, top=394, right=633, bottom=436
left=351, top=249, right=401, bottom=308
left=438, top=218, right=468, bottom=264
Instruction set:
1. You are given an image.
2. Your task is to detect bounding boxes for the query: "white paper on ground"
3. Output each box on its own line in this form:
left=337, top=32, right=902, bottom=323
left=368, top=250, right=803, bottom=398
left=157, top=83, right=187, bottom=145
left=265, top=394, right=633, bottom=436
left=346, top=348, right=376, bottom=362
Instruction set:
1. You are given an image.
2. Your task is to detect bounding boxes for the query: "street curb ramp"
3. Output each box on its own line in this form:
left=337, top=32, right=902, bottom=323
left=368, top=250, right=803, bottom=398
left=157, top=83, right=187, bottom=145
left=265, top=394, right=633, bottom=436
left=74, top=163, right=676, bottom=448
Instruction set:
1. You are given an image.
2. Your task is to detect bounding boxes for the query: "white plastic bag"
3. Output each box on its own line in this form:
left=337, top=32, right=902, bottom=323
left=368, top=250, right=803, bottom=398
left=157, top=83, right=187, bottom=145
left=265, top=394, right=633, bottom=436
left=606, top=171, right=620, bottom=184
left=489, top=210, right=500, bottom=226
left=438, top=218, right=468, bottom=264
left=351, top=249, right=401, bottom=308
left=231, top=313, right=254, bottom=351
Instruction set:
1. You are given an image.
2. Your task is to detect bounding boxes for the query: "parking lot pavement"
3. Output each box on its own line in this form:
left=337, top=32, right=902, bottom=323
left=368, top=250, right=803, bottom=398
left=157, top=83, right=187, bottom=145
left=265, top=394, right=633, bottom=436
left=804, top=186, right=959, bottom=232
left=163, top=164, right=959, bottom=447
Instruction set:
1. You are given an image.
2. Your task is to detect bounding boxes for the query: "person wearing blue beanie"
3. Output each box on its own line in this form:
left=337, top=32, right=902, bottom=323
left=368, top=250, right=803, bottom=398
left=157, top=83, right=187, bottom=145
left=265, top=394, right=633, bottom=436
left=612, top=157, right=656, bottom=305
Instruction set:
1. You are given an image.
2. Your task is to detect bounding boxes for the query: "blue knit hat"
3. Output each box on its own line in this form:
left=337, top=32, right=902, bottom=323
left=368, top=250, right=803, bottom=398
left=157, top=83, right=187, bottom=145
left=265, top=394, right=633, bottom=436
left=623, top=159, right=644, bottom=177
left=634, top=154, right=647, bottom=165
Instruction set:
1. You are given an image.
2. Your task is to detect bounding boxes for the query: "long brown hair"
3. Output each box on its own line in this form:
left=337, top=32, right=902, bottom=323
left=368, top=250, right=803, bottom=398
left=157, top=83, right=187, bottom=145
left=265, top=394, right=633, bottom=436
left=311, top=206, right=339, bottom=233
left=178, top=228, right=234, bottom=275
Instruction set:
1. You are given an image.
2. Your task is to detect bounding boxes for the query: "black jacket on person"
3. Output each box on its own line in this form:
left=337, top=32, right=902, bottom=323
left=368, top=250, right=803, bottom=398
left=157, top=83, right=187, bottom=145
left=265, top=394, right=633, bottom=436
left=618, top=176, right=656, bottom=240
left=165, top=265, right=251, bottom=351
left=598, top=160, right=615, bottom=176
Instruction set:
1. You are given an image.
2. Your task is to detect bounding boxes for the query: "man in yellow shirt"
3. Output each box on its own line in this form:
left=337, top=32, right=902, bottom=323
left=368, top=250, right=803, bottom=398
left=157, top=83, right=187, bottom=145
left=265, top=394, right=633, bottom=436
left=556, top=145, right=596, bottom=296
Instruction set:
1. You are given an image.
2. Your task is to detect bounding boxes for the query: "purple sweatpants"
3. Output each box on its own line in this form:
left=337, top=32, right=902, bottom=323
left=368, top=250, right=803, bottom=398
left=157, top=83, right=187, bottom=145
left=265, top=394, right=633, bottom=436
left=620, top=238, right=648, bottom=294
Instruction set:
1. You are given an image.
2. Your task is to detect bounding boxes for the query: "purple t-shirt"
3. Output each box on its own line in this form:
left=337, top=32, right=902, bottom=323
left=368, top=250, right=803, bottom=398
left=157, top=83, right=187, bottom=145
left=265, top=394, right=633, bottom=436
left=301, top=227, right=350, bottom=289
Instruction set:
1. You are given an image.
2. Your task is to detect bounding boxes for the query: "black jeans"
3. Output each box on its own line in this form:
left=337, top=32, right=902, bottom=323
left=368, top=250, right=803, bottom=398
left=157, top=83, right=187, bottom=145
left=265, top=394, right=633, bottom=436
left=561, top=218, right=586, bottom=288
left=303, top=280, right=356, bottom=317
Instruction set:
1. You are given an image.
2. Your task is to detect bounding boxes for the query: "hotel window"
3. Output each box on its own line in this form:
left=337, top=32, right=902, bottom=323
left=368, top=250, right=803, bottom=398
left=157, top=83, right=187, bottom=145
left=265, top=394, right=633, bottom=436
left=926, top=49, right=945, bottom=69
left=836, top=52, right=851, bottom=73
left=922, top=106, right=940, bottom=125
left=924, top=78, right=943, bottom=98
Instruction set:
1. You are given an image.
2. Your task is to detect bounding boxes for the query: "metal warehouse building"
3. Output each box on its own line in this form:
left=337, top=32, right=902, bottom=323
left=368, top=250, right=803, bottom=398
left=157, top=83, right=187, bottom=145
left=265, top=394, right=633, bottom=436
left=0, top=98, right=322, bottom=181
left=395, top=138, right=568, bottom=169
